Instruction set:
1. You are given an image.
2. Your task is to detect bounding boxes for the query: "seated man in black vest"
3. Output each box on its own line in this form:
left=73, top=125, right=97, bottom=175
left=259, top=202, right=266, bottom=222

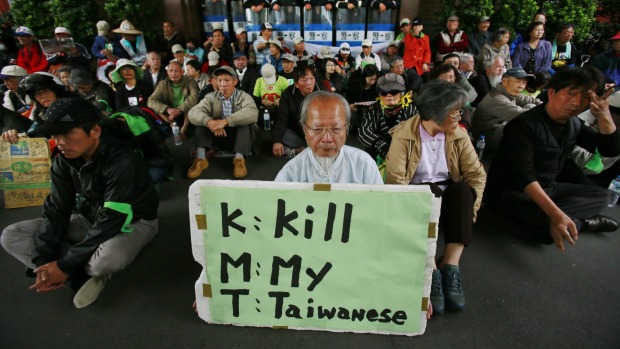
left=485, top=67, right=620, bottom=250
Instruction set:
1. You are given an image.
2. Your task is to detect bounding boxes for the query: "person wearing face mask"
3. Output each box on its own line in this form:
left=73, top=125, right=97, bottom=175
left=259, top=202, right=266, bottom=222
left=272, top=66, right=323, bottom=157
left=185, top=38, right=205, bottom=65
left=358, top=73, right=416, bottom=160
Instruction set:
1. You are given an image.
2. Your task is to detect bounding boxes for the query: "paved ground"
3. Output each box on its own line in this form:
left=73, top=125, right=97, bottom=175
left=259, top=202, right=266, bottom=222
left=1, top=134, right=619, bottom=348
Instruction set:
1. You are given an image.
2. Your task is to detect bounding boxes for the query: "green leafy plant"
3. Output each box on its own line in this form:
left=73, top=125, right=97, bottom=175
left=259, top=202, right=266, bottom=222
left=103, top=0, right=161, bottom=44
left=49, top=0, right=98, bottom=46
left=540, top=0, right=597, bottom=44
left=11, top=0, right=54, bottom=39
left=436, top=0, right=495, bottom=33
left=12, top=0, right=98, bottom=45
left=491, top=0, right=539, bottom=35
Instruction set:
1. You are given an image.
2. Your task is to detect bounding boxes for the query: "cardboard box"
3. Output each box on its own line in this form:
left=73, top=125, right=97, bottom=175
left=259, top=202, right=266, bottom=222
left=0, top=137, right=51, bottom=208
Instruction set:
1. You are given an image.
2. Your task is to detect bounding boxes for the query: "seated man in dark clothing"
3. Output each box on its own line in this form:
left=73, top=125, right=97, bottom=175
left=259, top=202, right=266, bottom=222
left=272, top=66, right=322, bottom=157
left=485, top=67, right=620, bottom=250
left=469, top=55, right=505, bottom=107
left=1, top=98, right=159, bottom=309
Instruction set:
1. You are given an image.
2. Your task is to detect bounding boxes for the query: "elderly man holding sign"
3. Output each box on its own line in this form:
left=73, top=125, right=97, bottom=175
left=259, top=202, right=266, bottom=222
left=275, top=91, right=383, bottom=185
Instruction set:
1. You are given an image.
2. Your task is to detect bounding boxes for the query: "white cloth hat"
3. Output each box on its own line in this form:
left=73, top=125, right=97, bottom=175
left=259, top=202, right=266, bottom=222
left=54, top=27, right=72, bottom=36
left=208, top=51, right=220, bottom=66
left=362, top=39, right=372, bottom=47
left=96, top=21, right=111, bottom=36
left=261, top=64, right=277, bottom=85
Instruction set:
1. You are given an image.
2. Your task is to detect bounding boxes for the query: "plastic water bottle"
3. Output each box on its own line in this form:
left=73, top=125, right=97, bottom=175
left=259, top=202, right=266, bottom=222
left=475, top=135, right=486, bottom=160
left=608, top=176, right=620, bottom=207
left=263, top=110, right=271, bottom=131
left=172, top=122, right=182, bottom=146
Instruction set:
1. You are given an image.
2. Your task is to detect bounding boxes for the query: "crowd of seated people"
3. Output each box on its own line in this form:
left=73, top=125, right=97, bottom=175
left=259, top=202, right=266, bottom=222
left=0, top=5, right=619, bottom=315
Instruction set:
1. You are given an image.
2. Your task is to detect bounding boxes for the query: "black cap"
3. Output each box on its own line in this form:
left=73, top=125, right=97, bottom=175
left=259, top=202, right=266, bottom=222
left=412, top=17, right=423, bottom=26
left=30, top=98, right=103, bottom=137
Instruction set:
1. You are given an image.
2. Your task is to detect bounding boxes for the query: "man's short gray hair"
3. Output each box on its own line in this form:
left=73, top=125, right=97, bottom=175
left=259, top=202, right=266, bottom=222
left=388, top=56, right=404, bottom=68
left=300, top=91, right=351, bottom=126
left=417, top=80, right=468, bottom=124
left=483, top=54, right=504, bottom=70
left=460, top=52, right=474, bottom=62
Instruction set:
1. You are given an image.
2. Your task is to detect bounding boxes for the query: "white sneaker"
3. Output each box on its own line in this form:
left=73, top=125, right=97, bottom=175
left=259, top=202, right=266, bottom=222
left=73, top=274, right=111, bottom=309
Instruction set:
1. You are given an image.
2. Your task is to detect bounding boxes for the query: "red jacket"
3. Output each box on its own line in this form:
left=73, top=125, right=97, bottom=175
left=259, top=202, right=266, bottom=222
left=435, top=30, right=469, bottom=61
left=402, top=32, right=431, bottom=76
left=17, top=44, right=49, bottom=74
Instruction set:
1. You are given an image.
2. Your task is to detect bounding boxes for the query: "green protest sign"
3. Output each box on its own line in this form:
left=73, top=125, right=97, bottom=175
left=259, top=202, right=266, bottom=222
left=190, top=181, right=438, bottom=336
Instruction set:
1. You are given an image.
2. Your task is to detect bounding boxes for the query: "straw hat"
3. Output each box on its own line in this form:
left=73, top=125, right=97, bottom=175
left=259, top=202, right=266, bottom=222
left=113, top=20, right=143, bottom=35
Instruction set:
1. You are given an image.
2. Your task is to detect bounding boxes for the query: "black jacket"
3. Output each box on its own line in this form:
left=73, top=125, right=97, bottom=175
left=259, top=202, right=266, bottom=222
left=0, top=105, right=31, bottom=133
left=142, top=69, right=167, bottom=91
left=273, top=83, right=322, bottom=143
left=485, top=105, right=620, bottom=201
left=32, top=131, right=159, bottom=275
left=237, top=66, right=260, bottom=95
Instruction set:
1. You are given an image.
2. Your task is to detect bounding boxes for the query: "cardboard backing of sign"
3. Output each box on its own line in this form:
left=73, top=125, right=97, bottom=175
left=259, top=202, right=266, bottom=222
left=189, top=180, right=440, bottom=336
left=0, top=137, right=51, bottom=208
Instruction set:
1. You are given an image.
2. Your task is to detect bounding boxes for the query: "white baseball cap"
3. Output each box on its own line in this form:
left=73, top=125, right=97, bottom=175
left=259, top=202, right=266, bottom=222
left=261, top=64, right=277, bottom=85
left=54, top=27, right=72, bottom=36
left=362, top=39, right=372, bottom=47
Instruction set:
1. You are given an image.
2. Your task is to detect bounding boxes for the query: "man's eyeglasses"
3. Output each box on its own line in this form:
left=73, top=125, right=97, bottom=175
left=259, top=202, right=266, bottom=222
left=448, top=109, right=464, bottom=121
left=380, top=90, right=402, bottom=97
left=401, top=23, right=410, bottom=27
left=304, top=124, right=348, bottom=137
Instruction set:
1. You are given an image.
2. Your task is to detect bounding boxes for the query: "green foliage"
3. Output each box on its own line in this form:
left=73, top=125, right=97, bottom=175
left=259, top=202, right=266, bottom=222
left=12, top=0, right=98, bottom=45
left=491, top=0, right=539, bottom=34
left=49, top=0, right=98, bottom=46
left=540, top=0, right=597, bottom=44
left=11, top=0, right=54, bottom=39
left=104, top=0, right=159, bottom=30
left=103, top=0, right=160, bottom=43
left=437, top=0, right=495, bottom=33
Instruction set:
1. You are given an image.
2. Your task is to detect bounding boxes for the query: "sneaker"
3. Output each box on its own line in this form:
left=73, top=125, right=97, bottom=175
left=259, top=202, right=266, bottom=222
left=430, top=269, right=445, bottom=315
left=73, top=274, right=111, bottom=309
left=186, top=158, right=209, bottom=179
left=441, top=264, right=465, bottom=311
left=233, top=157, right=247, bottom=178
